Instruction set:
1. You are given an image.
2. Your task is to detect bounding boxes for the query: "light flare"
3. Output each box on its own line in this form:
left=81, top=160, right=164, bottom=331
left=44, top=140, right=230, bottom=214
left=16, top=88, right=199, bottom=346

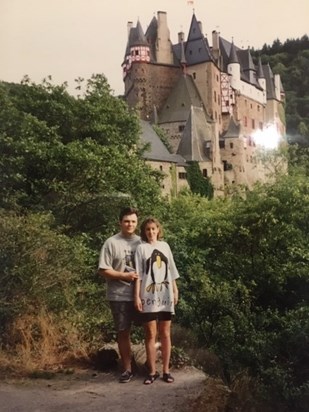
left=252, top=124, right=281, bottom=150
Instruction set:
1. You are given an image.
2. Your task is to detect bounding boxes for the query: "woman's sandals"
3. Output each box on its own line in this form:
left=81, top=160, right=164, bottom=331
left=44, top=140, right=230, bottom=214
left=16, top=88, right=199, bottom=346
left=144, top=371, right=160, bottom=385
left=163, top=372, right=174, bottom=383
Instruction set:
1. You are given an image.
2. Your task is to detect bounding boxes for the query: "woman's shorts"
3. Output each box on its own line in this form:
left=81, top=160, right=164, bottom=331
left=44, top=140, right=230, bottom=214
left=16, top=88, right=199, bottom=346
left=141, top=311, right=172, bottom=322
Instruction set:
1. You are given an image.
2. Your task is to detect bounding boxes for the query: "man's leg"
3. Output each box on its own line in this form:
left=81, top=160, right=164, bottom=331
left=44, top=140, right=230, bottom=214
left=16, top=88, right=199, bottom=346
left=117, top=328, right=132, bottom=372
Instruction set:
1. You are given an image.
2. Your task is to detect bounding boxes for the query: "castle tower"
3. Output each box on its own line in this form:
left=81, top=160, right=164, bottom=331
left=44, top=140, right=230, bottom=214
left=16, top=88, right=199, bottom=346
left=227, top=42, right=241, bottom=91
left=123, top=13, right=182, bottom=120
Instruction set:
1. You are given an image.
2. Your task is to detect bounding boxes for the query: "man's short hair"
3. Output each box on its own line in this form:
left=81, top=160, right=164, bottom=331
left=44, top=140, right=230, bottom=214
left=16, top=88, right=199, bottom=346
left=119, top=207, right=139, bottom=222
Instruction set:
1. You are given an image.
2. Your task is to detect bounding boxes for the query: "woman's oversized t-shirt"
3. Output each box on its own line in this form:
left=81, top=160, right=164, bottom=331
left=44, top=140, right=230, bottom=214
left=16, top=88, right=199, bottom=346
left=135, top=241, right=179, bottom=314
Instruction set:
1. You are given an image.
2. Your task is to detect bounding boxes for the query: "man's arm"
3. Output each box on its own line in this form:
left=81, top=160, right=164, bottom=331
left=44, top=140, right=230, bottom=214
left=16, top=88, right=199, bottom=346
left=98, top=268, right=138, bottom=282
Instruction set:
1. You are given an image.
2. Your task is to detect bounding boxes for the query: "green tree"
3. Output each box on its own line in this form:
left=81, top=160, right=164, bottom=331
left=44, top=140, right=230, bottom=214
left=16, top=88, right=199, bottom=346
left=186, top=161, right=214, bottom=199
left=0, top=75, right=164, bottom=245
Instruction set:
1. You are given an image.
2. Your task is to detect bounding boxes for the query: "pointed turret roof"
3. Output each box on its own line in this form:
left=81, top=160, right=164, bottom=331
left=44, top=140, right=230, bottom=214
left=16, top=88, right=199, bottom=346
left=145, top=16, right=158, bottom=62
left=184, top=13, right=213, bottom=64
left=263, top=63, right=276, bottom=99
left=221, top=116, right=241, bottom=139
left=228, top=42, right=239, bottom=64
left=158, top=74, right=205, bottom=124
left=177, top=106, right=213, bottom=161
left=257, top=57, right=265, bottom=78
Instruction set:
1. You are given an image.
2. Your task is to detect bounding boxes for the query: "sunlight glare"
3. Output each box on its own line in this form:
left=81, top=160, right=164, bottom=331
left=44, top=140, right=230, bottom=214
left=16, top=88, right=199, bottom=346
left=252, top=124, right=281, bottom=149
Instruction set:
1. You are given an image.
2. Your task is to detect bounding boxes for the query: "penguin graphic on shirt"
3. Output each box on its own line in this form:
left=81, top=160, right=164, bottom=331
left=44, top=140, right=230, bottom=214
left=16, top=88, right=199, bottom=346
left=145, top=249, right=169, bottom=294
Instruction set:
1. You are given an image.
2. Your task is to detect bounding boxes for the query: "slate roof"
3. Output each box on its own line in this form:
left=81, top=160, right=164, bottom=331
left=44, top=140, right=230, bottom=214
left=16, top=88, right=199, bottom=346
left=219, top=36, right=263, bottom=89
left=140, top=120, right=185, bottom=164
left=124, top=20, right=149, bottom=61
left=158, top=74, right=205, bottom=124
left=257, top=57, right=265, bottom=78
left=263, top=63, right=277, bottom=99
left=177, top=106, right=213, bottom=161
left=221, top=116, right=241, bottom=139
left=184, top=13, right=213, bottom=65
left=145, top=16, right=158, bottom=62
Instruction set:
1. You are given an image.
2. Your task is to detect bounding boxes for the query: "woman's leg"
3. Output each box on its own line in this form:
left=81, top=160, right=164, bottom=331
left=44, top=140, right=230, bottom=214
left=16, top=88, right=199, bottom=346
left=158, top=320, right=171, bottom=374
left=144, top=320, right=158, bottom=375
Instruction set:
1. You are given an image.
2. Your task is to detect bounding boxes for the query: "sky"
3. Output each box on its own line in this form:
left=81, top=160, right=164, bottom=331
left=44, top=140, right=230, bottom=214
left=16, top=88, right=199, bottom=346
left=1, top=0, right=308, bottom=96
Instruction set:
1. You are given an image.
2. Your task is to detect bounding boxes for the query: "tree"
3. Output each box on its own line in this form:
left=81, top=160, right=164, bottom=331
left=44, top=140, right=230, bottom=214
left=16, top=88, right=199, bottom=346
left=0, top=75, right=164, bottom=245
left=186, top=161, right=214, bottom=199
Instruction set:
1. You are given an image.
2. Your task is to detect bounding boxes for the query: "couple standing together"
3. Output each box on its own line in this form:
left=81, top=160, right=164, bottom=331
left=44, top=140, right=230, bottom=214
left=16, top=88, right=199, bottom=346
left=98, top=207, right=179, bottom=385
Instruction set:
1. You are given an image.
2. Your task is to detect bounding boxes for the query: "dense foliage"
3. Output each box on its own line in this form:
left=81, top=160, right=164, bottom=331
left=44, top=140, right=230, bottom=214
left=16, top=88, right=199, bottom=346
left=0, top=72, right=308, bottom=411
left=163, top=166, right=309, bottom=410
left=253, top=35, right=309, bottom=146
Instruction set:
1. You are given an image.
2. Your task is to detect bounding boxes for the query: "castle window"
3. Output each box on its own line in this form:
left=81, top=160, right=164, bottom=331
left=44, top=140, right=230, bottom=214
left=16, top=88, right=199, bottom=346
left=159, top=165, right=163, bottom=171
left=202, top=169, right=208, bottom=177
left=178, top=172, right=187, bottom=180
left=214, top=91, right=217, bottom=102
left=252, top=119, right=255, bottom=129
left=257, top=105, right=260, bottom=111
left=216, top=74, right=219, bottom=82
left=245, top=99, right=247, bottom=105
left=250, top=103, right=253, bottom=109
left=193, top=72, right=196, bottom=79
left=219, top=140, right=225, bottom=149
left=198, top=48, right=202, bottom=53
left=230, top=142, right=234, bottom=149
left=179, top=125, right=185, bottom=132
left=135, top=50, right=139, bottom=56
left=223, top=161, right=232, bottom=171
left=244, top=116, right=247, bottom=127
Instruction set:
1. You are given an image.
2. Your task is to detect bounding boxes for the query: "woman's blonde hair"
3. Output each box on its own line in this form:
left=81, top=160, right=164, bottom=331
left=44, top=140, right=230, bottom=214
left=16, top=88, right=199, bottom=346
left=140, top=217, right=163, bottom=242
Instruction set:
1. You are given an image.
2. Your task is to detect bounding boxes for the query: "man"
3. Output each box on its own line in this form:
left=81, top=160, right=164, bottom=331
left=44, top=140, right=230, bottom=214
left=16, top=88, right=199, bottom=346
left=98, top=207, right=141, bottom=383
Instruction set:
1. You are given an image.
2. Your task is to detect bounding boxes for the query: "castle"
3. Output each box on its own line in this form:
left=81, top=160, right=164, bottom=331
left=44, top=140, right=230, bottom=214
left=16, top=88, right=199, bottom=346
left=122, top=11, right=286, bottom=197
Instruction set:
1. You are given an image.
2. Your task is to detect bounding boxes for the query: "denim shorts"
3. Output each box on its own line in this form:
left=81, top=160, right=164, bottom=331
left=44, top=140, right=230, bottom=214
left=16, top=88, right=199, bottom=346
left=109, top=301, right=136, bottom=332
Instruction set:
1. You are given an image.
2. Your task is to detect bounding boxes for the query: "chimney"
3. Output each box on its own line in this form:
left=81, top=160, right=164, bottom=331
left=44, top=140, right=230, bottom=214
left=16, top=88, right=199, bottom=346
left=178, top=31, right=185, bottom=43
left=212, top=30, right=219, bottom=50
left=127, top=21, right=133, bottom=37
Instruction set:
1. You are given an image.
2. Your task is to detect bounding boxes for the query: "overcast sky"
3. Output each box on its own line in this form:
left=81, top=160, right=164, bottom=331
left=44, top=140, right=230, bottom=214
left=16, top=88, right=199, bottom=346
left=1, top=0, right=308, bottom=96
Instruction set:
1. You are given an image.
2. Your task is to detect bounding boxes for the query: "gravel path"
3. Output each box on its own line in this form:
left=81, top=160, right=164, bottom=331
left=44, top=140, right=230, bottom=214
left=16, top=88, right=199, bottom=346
left=0, top=366, right=207, bottom=412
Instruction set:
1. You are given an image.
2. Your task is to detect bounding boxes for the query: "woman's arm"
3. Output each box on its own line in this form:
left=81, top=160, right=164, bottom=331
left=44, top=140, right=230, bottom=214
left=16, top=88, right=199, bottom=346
left=172, top=279, right=179, bottom=305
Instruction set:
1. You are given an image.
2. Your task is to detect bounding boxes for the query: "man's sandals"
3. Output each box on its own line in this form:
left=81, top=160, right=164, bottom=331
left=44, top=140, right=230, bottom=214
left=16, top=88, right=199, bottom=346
left=143, top=371, right=160, bottom=385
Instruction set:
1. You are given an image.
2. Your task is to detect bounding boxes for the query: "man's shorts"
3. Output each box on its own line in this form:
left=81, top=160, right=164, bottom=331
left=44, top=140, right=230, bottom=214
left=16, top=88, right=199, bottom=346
left=141, top=311, right=172, bottom=322
left=109, top=301, right=137, bottom=332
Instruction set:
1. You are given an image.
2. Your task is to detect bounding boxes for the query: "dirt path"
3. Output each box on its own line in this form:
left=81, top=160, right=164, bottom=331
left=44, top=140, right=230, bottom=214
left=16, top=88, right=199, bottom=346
left=0, top=366, right=207, bottom=412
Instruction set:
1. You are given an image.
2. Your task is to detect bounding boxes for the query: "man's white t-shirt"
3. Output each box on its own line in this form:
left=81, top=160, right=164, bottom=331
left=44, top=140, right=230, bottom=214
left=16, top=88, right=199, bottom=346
left=99, top=233, right=141, bottom=301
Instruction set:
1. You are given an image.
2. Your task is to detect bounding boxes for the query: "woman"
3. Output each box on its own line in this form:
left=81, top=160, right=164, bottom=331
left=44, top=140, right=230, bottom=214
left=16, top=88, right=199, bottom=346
left=134, top=217, right=179, bottom=384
